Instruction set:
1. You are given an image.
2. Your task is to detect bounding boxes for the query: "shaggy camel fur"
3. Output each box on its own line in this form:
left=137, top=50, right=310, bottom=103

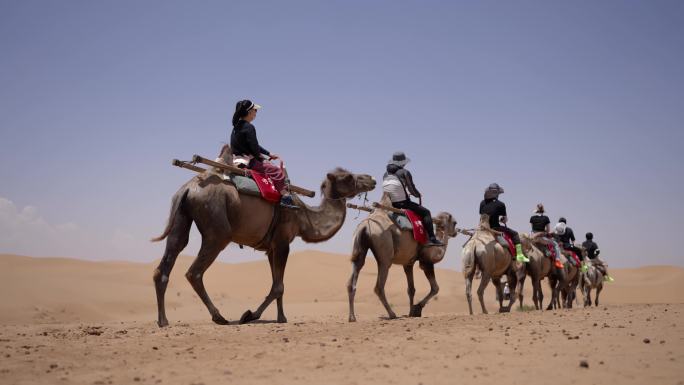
left=152, top=146, right=376, bottom=327
left=462, top=214, right=519, bottom=315
left=347, top=194, right=459, bottom=321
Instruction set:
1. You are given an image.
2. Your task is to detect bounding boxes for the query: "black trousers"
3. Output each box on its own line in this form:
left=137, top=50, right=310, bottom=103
left=492, top=226, right=521, bottom=245
left=564, top=245, right=582, bottom=258
left=391, top=200, right=436, bottom=239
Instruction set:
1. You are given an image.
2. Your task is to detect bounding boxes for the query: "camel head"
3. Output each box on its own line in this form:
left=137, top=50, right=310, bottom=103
left=321, top=168, right=376, bottom=199
left=434, top=212, right=459, bottom=238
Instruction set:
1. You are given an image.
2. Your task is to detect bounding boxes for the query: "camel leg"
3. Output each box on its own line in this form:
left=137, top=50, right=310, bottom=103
left=517, top=274, right=526, bottom=310
left=477, top=272, right=491, bottom=314
left=546, top=277, right=557, bottom=311
left=535, top=279, right=544, bottom=310
left=465, top=272, right=475, bottom=315
left=492, top=277, right=507, bottom=313
left=347, top=252, right=367, bottom=322
left=153, top=209, right=192, bottom=328
left=240, top=243, right=290, bottom=324
left=404, top=264, right=417, bottom=316
left=595, top=283, right=602, bottom=307
left=410, top=262, right=439, bottom=317
left=374, top=260, right=397, bottom=319
left=185, top=234, right=231, bottom=325
left=506, top=269, right=518, bottom=311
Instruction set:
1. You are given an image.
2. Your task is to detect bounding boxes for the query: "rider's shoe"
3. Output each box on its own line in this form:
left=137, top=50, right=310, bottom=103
left=554, top=259, right=564, bottom=269
left=425, top=237, right=445, bottom=247
left=515, top=244, right=530, bottom=263
left=581, top=263, right=589, bottom=273
left=279, top=195, right=299, bottom=209
left=604, top=275, right=615, bottom=283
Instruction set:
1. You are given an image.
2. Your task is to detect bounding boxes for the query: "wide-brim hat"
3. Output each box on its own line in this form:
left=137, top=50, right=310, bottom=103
left=388, top=151, right=410, bottom=166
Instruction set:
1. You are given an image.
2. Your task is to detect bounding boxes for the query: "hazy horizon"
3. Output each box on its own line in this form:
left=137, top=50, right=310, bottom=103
left=1, top=1, right=683, bottom=269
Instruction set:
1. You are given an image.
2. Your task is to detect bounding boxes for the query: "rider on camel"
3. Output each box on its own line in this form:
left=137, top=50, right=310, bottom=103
left=382, top=151, right=443, bottom=247
left=230, top=100, right=298, bottom=209
left=529, top=203, right=564, bottom=269
left=479, top=183, right=529, bottom=263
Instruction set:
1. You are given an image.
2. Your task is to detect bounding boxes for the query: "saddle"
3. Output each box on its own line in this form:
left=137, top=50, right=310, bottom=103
left=388, top=210, right=427, bottom=244
left=563, top=248, right=582, bottom=267
left=223, top=171, right=281, bottom=203
left=496, top=233, right=516, bottom=257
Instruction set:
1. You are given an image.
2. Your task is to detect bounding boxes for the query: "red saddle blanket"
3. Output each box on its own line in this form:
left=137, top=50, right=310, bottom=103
left=547, top=243, right=556, bottom=258
left=403, top=209, right=428, bottom=245
left=564, top=249, right=582, bottom=267
left=502, top=233, right=515, bottom=257
left=250, top=170, right=281, bottom=203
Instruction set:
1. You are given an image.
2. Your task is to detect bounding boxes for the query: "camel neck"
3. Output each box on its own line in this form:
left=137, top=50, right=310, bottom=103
left=299, top=196, right=347, bottom=243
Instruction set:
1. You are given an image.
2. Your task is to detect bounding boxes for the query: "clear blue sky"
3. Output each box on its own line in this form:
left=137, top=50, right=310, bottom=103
left=1, top=0, right=682, bottom=269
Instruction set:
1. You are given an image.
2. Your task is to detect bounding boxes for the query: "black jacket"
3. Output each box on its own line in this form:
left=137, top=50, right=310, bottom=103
left=230, top=120, right=270, bottom=159
left=384, top=164, right=421, bottom=198
left=480, top=199, right=507, bottom=229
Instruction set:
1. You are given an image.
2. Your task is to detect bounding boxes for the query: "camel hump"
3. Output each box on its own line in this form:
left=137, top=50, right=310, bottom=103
left=217, top=144, right=233, bottom=164
left=479, top=214, right=491, bottom=229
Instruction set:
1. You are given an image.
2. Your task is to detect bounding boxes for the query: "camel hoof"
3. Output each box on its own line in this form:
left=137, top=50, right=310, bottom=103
left=157, top=319, right=169, bottom=328
left=388, top=313, right=398, bottom=320
left=277, top=316, right=288, bottom=324
left=239, top=310, right=257, bottom=324
left=348, top=316, right=357, bottom=323
left=498, top=307, right=511, bottom=313
left=409, top=305, right=423, bottom=317
left=212, top=314, right=230, bottom=325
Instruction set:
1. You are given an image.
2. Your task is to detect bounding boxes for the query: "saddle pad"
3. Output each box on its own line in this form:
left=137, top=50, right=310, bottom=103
left=389, top=212, right=413, bottom=231
left=403, top=209, right=428, bottom=245
left=250, top=170, right=281, bottom=203
left=228, top=173, right=280, bottom=203
left=229, top=174, right=261, bottom=197
left=497, top=234, right=515, bottom=256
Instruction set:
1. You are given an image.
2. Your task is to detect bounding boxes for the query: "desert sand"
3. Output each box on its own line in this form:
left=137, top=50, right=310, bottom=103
left=1, top=251, right=683, bottom=385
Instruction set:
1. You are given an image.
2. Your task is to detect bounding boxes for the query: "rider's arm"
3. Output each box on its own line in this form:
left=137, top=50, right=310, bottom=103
left=400, top=169, right=422, bottom=198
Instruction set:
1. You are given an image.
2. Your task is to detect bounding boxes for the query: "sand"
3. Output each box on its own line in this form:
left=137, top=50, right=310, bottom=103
left=1, top=251, right=683, bottom=384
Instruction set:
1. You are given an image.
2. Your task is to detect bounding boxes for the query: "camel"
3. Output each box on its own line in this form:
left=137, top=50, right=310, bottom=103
left=462, top=214, right=519, bottom=315
left=516, top=233, right=554, bottom=310
left=580, top=256, right=604, bottom=307
left=151, top=146, right=376, bottom=327
left=546, top=250, right=579, bottom=310
left=346, top=194, right=459, bottom=321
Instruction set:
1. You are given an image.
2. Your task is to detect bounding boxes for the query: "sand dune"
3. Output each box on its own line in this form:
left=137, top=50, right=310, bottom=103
left=0, top=252, right=683, bottom=385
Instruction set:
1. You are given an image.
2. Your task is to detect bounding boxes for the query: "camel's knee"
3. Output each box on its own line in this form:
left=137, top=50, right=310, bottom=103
left=271, top=283, right=285, bottom=299
left=185, top=269, right=202, bottom=285
left=431, top=284, right=440, bottom=296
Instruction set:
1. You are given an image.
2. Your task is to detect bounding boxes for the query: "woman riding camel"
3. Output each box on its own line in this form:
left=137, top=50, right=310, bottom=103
left=230, top=100, right=298, bottom=209
left=478, top=183, right=529, bottom=263
left=529, top=203, right=563, bottom=268
left=382, top=151, right=443, bottom=246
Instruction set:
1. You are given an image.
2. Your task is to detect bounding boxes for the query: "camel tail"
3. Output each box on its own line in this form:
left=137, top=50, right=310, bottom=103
left=462, top=242, right=477, bottom=278
left=151, top=187, right=190, bottom=242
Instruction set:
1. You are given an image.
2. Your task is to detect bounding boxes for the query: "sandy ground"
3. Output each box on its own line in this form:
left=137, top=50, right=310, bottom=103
left=1, top=251, right=683, bottom=384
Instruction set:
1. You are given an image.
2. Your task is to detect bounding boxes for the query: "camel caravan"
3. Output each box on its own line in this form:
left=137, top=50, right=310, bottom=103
left=152, top=99, right=614, bottom=327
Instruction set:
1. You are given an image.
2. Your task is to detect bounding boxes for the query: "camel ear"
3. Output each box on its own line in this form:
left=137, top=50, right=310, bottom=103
left=327, top=173, right=336, bottom=181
